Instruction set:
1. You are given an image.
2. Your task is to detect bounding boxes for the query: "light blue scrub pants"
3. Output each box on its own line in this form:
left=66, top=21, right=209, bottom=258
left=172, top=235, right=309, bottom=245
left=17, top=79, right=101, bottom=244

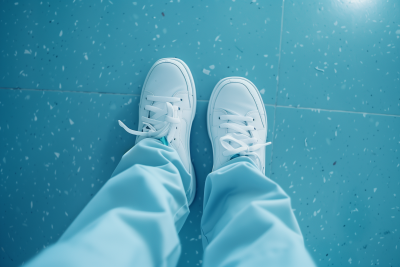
left=24, top=139, right=315, bottom=267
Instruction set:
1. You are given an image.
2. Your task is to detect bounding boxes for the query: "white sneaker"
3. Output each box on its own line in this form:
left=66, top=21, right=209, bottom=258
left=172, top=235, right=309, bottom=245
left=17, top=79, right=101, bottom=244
left=207, top=77, right=271, bottom=174
left=118, top=58, right=197, bottom=205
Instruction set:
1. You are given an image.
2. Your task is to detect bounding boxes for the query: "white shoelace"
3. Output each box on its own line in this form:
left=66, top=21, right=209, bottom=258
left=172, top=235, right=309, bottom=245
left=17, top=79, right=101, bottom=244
left=219, top=114, right=271, bottom=162
left=118, top=95, right=181, bottom=143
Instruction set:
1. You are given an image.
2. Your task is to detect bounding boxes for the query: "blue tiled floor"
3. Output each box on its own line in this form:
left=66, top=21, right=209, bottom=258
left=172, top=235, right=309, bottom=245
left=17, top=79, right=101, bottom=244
left=279, top=0, right=400, bottom=114
left=0, top=1, right=399, bottom=266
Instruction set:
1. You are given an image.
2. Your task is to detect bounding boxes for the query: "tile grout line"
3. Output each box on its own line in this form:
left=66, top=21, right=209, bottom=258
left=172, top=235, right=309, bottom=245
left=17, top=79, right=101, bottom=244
left=0, top=87, right=142, bottom=97
left=269, top=0, right=285, bottom=178
left=1, top=87, right=398, bottom=117
left=266, top=104, right=400, bottom=118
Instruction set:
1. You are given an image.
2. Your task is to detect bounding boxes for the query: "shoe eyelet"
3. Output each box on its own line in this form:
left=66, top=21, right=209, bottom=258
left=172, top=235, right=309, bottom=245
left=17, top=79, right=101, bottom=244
left=253, top=118, right=255, bottom=121
left=174, top=138, right=176, bottom=140
left=178, top=107, right=181, bottom=110
left=180, top=98, right=183, bottom=101
left=254, top=127, right=256, bottom=130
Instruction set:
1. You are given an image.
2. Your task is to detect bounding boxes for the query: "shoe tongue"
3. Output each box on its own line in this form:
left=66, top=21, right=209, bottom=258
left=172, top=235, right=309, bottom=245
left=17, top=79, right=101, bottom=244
left=225, top=111, right=252, bottom=150
left=142, top=101, right=172, bottom=139
left=227, top=133, right=261, bottom=170
left=147, top=102, right=169, bottom=131
left=223, top=112, right=261, bottom=171
left=226, top=132, right=249, bottom=150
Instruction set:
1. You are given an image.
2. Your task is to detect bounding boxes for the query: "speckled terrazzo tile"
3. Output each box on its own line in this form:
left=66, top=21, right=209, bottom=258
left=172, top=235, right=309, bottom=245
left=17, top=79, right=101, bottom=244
left=279, top=0, right=400, bottom=114
left=0, top=89, right=140, bottom=266
left=0, top=0, right=282, bottom=103
left=177, top=102, right=274, bottom=267
left=271, top=107, right=400, bottom=266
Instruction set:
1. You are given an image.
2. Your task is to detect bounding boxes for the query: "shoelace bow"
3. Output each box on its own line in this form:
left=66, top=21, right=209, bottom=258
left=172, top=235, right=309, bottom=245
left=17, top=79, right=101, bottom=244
left=118, top=95, right=181, bottom=143
left=219, top=114, right=271, bottom=160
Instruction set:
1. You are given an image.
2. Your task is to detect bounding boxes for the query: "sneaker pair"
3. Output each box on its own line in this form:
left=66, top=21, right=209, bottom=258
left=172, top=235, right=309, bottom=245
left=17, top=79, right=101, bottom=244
left=118, top=58, right=271, bottom=205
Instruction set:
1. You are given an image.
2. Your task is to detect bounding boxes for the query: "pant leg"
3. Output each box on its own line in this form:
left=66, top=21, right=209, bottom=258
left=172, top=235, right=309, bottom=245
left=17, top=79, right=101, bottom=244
left=24, top=138, right=191, bottom=267
left=201, top=157, right=316, bottom=267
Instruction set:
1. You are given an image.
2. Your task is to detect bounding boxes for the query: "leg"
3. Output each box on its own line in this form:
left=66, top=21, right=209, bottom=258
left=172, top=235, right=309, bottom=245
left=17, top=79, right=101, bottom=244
left=201, top=157, right=315, bottom=266
left=24, top=58, right=197, bottom=267
left=24, top=139, right=190, bottom=267
left=204, top=77, right=315, bottom=266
